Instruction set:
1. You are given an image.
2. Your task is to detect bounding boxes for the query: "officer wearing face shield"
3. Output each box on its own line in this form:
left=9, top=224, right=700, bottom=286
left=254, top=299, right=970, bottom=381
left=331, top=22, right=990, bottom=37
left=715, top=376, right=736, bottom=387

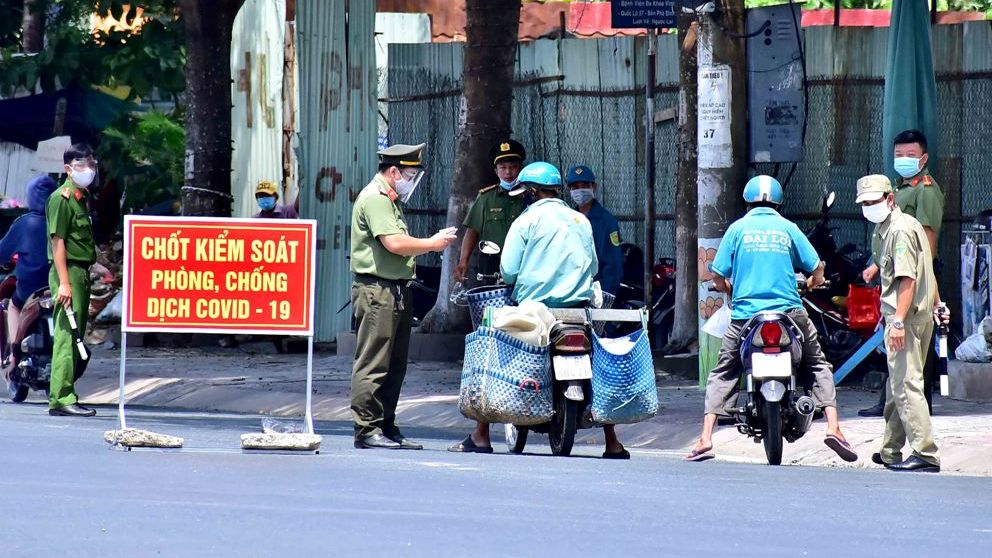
left=349, top=143, right=457, bottom=450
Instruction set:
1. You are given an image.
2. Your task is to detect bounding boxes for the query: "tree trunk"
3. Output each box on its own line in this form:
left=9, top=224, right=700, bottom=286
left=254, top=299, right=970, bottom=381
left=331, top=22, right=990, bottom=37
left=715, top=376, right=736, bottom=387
left=21, top=0, right=44, bottom=53
left=180, top=0, right=245, bottom=216
left=418, top=0, right=521, bottom=333
left=666, top=14, right=700, bottom=353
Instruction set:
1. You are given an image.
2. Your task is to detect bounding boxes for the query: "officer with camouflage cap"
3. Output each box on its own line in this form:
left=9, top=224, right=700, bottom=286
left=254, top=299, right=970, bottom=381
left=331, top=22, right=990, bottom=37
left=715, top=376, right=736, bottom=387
left=350, top=142, right=457, bottom=449
left=857, top=174, right=943, bottom=472
left=455, top=139, right=527, bottom=283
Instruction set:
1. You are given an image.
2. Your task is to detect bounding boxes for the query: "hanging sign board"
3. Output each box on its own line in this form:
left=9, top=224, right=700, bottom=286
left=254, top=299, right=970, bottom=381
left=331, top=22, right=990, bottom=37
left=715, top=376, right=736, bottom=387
left=122, top=216, right=317, bottom=336
left=610, top=0, right=677, bottom=29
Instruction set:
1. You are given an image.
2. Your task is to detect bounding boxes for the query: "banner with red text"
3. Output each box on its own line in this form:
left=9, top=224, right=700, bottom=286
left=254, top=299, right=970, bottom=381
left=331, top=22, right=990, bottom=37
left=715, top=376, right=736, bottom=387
left=123, top=216, right=317, bottom=335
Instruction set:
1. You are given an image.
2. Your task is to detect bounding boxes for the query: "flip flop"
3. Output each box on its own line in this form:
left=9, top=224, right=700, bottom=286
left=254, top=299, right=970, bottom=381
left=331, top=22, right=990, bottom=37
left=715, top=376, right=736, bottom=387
left=684, top=448, right=715, bottom=462
left=824, top=435, right=858, bottom=462
left=602, top=449, right=631, bottom=460
left=447, top=436, right=494, bottom=454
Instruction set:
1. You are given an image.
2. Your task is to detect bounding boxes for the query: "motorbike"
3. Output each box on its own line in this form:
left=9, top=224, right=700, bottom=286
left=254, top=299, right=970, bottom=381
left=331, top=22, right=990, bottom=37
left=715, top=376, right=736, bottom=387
left=616, top=243, right=676, bottom=351
left=725, top=280, right=827, bottom=465
left=469, top=241, right=649, bottom=457
left=805, top=191, right=867, bottom=299
left=0, top=266, right=55, bottom=403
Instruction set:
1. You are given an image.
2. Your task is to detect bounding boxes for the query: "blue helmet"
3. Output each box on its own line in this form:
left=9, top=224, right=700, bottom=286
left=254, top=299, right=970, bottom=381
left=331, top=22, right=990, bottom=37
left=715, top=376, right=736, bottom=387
left=511, top=161, right=561, bottom=196
left=742, top=175, right=784, bottom=205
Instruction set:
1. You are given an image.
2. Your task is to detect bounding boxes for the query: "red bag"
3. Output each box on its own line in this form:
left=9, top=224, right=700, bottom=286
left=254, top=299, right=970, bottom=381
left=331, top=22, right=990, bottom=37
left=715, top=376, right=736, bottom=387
left=847, top=284, right=881, bottom=331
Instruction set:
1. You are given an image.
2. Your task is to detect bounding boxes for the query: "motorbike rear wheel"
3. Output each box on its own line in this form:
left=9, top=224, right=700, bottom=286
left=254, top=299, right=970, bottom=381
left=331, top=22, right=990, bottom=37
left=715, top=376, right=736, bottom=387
left=549, top=392, right=577, bottom=457
left=505, top=424, right=528, bottom=454
left=763, top=400, right=784, bottom=465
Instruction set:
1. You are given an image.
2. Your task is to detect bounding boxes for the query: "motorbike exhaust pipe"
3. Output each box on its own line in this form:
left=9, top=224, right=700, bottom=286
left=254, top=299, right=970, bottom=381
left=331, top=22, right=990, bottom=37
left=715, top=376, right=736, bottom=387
left=790, top=396, right=816, bottom=437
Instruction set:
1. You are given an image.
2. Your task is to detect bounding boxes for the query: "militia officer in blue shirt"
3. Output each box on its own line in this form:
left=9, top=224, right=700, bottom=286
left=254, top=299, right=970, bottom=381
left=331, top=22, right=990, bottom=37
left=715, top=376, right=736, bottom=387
left=685, top=175, right=856, bottom=463
left=565, top=165, right=623, bottom=297
left=448, top=162, right=629, bottom=458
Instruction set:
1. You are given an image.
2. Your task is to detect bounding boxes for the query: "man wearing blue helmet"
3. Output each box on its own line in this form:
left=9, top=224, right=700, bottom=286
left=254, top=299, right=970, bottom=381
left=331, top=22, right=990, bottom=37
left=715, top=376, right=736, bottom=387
left=686, top=175, right=857, bottom=463
left=449, top=161, right=628, bottom=458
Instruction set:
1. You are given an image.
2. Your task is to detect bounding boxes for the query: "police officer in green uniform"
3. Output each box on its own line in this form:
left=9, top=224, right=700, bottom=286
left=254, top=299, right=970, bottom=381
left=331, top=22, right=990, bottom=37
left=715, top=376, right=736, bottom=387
left=455, top=139, right=526, bottom=283
left=860, top=130, right=945, bottom=416
left=350, top=142, right=457, bottom=449
left=47, top=144, right=98, bottom=417
left=857, top=174, right=941, bottom=472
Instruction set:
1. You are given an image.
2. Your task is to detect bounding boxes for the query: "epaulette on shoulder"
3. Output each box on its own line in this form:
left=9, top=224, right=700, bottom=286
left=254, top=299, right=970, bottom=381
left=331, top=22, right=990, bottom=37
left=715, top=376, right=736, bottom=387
left=478, top=184, right=498, bottom=195
left=60, top=187, right=71, bottom=199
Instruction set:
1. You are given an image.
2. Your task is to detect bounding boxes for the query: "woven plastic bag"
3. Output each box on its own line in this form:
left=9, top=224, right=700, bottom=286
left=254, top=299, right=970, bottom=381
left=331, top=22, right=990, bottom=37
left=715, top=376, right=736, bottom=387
left=458, top=327, right=553, bottom=425
left=590, top=328, right=659, bottom=424
left=466, top=286, right=516, bottom=329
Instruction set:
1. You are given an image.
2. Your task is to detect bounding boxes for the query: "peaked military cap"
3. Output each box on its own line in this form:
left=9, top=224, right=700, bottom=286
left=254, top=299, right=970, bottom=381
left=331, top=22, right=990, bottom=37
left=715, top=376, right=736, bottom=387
left=489, top=139, right=526, bottom=166
left=378, top=143, right=426, bottom=168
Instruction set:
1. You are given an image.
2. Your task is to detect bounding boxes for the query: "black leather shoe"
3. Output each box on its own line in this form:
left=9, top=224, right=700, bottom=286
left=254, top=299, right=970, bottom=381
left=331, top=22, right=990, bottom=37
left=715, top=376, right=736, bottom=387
left=886, top=455, right=940, bottom=473
left=871, top=452, right=897, bottom=466
left=48, top=403, right=96, bottom=417
left=386, top=434, right=423, bottom=450
left=858, top=403, right=885, bottom=417
left=354, top=433, right=401, bottom=449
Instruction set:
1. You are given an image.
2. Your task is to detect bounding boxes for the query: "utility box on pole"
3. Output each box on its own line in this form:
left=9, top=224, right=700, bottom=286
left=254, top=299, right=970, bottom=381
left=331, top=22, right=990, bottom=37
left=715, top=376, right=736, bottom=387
left=746, top=3, right=805, bottom=163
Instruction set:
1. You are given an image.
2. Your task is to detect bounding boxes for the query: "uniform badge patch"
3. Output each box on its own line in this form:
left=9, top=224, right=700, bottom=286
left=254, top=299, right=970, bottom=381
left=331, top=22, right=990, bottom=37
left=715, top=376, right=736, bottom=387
left=500, top=143, right=510, bottom=152
left=74, top=190, right=83, bottom=201
left=61, top=187, right=71, bottom=199
left=610, top=231, right=621, bottom=246
left=895, top=242, right=909, bottom=257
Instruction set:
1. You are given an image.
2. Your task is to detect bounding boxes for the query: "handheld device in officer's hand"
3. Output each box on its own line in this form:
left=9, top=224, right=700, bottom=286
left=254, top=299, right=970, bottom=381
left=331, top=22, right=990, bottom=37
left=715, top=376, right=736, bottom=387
left=64, top=307, right=89, bottom=361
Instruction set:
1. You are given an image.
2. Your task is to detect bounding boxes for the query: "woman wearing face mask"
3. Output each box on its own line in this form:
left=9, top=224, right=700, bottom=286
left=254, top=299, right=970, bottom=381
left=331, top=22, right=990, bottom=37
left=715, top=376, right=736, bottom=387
left=253, top=181, right=297, bottom=219
left=565, top=165, right=622, bottom=298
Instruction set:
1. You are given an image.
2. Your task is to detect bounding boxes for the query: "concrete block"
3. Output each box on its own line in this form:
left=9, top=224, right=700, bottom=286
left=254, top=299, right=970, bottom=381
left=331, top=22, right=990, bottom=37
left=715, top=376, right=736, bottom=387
left=336, top=332, right=467, bottom=362
left=105, top=428, right=184, bottom=448
left=949, top=360, right=992, bottom=402
left=240, top=433, right=322, bottom=451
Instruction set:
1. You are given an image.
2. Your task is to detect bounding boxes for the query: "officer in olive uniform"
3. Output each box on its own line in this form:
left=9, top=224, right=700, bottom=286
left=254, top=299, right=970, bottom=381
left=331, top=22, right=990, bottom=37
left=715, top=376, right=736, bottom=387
left=857, top=175, right=940, bottom=472
left=860, top=130, right=945, bottom=416
left=47, top=144, right=99, bottom=417
left=350, top=143, right=457, bottom=449
left=455, top=139, right=527, bottom=283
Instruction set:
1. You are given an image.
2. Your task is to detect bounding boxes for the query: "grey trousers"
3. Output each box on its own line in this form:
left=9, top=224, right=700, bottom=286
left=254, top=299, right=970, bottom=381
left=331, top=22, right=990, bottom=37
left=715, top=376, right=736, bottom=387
left=704, top=308, right=837, bottom=416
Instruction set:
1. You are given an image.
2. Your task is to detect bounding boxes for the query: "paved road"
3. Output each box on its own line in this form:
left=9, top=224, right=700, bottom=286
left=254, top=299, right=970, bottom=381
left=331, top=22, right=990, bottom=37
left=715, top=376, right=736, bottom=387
left=2, top=402, right=990, bottom=558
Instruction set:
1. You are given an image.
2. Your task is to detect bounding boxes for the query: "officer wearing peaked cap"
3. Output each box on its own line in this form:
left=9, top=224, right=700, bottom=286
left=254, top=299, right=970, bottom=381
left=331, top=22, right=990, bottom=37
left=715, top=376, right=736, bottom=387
left=456, top=139, right=527, bottom=282
left=349, top=142, right=457, bottom=450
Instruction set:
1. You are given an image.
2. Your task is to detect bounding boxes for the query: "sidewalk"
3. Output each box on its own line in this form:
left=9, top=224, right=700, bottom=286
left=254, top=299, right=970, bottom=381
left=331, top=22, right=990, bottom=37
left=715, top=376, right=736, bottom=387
left=34, top=342, right=992, bottom=477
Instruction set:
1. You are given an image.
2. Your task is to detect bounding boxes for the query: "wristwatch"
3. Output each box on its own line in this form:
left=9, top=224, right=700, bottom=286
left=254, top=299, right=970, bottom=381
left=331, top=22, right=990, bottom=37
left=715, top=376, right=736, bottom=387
left=891, top=319, right=905, bottom=330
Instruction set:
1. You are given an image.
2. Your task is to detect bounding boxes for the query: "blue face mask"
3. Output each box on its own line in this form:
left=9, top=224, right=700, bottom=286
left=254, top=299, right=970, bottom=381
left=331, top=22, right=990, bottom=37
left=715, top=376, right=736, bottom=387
left=893, top=157, right=922, bottom=179
left=257, top=196, right=276, bottom=211
left=499, top=178, right=518, bottom=191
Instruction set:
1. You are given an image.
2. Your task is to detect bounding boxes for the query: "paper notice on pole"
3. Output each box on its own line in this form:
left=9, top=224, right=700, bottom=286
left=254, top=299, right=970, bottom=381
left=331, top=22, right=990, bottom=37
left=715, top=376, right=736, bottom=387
left=697, top=65, right=732, bottom=169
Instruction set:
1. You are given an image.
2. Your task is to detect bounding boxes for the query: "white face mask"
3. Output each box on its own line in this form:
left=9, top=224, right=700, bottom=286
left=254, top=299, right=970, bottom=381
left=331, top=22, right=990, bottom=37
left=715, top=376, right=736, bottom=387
left=394, top=170, right=424, bottom=203
left=862, top=201, right=892, bottom=224
left=70, top=168, right=96, bottom=188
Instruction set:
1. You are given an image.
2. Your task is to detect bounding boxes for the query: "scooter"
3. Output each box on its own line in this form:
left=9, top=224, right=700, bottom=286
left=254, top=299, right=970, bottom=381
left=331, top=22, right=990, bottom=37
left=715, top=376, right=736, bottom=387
left=616, top=243, right=676, bottom=350
left=726, top=280, right=826, bottom=465
left=0, top=270, right=56, bottom=403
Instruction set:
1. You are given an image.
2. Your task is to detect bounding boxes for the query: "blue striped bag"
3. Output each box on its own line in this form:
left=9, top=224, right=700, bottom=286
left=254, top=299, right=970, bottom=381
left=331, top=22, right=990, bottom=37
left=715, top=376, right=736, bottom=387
left=590, top=329, right=659, bottom=424
left=459, top=327, right=553, bottom=425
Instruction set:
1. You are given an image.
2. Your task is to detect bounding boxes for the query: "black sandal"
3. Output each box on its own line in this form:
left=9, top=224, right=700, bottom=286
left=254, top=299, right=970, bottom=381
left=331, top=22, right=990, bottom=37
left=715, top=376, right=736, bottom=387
left=448, top=436, right=494, bottom=454
left=602, top=449, right=631, bottom=460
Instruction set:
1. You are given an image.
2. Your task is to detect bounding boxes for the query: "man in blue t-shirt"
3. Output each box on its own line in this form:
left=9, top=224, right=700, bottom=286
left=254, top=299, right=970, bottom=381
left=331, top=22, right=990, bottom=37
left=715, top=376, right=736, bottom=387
left=686, top=175, right=857, bottom=463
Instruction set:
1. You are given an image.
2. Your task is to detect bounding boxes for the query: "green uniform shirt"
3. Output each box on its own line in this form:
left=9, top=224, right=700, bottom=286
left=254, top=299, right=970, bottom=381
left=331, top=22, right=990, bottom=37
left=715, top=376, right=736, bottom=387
left=871, top=207, right=936, bottom=320
left=350, top=174, right=415, bottom=281
left=46, top=180, right=96, bottom=264
left=894, top=170, right=944, bottom=239
left=462, top=184, right=525, bottom=248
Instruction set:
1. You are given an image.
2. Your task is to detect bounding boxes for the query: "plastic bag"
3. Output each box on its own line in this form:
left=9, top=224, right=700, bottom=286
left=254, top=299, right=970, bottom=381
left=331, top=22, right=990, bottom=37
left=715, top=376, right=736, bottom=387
left=701, top=304, right=731, bottom=339
left=954, top=332, right=992, bottom=363
left=261, top=418, right=304, bottom=434
left=95, top=291, right=123, bottom=323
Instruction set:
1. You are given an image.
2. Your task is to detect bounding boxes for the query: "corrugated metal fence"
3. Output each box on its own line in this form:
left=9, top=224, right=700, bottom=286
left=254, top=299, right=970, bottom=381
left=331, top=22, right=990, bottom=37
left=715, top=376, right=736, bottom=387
left=386, top=22, right=992, bottom=315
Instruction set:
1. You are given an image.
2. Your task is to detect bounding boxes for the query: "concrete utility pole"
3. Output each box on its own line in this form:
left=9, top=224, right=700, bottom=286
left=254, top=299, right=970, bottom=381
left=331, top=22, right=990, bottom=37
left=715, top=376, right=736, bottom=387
left=694, top=0, right=747, bottom=385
